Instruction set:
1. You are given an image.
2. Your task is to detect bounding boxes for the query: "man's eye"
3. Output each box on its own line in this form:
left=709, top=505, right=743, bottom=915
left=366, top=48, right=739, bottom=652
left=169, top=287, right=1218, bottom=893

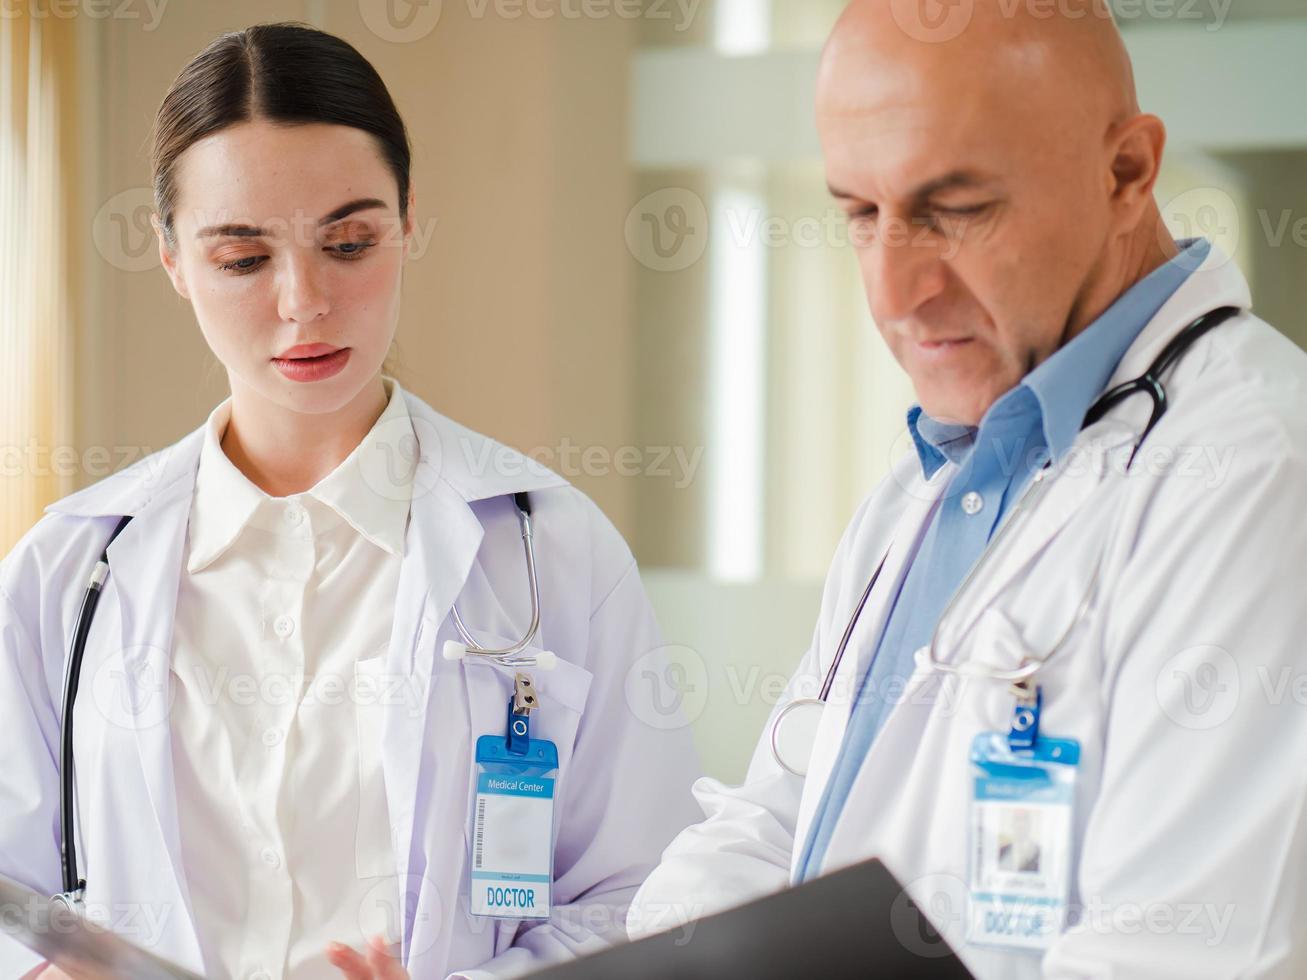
left=935, top=203, right=990, bottom=217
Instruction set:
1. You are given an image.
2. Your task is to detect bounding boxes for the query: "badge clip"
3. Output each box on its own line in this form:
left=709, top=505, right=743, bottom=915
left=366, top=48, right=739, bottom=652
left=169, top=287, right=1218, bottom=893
left=506, top=672, right=538, bottom=755
left=1007, top=680, right=1042, bottom=751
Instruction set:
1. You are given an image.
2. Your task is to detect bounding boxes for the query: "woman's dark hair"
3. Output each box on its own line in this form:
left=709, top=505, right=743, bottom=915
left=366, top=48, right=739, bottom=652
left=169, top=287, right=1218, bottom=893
left=150, top=21, right=412, bottom=250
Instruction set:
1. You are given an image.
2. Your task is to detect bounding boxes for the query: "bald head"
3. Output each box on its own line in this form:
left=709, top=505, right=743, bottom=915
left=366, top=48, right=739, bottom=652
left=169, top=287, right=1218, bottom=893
left=819, top=0, right=1138, bottom=129
left=817, top=0, right=1173, bottom=426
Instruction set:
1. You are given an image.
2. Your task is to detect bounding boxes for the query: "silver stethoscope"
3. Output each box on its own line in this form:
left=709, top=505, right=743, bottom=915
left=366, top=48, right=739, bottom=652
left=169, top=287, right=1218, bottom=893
left=53, top=490, right=551, bottom=910
left=769, top=306, right=1240, bottom=777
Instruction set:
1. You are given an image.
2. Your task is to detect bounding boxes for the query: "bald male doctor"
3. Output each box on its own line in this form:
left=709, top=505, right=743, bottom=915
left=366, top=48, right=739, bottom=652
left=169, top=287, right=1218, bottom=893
left=630, top=2, right=1307, bottom=978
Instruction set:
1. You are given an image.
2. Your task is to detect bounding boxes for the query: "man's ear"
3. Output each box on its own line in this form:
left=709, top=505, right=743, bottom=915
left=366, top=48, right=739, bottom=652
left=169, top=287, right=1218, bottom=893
left=1106, top=112, right=1167, bottom=227
left=153, top=212, right=190, bottom=299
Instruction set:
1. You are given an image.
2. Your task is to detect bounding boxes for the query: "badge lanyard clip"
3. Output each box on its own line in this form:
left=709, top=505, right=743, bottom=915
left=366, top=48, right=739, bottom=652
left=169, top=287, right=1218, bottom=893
left=1007, top=679, right=1042, bottom=751
left=506, top=671, right=538, bottom=756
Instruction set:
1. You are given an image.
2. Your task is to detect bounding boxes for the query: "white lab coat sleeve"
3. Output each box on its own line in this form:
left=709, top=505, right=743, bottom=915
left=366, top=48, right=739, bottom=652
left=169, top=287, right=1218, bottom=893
left=446, top=502, right=703, bottom=980
left=624, top=493, right=878, bottom=942
left=1042, top=419, right=1307, bottom=979
left=0, top=569, right=64, bottom=979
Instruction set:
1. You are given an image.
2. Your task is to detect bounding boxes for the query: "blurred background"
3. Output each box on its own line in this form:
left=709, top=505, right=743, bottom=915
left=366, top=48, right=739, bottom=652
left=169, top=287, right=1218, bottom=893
left=3, top=0, right=1306, bottom=781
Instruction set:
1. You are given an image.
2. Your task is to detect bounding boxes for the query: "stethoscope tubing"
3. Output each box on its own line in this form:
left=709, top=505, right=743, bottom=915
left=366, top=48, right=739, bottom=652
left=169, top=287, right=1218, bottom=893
left=809, top=305, right=1241, bottom=703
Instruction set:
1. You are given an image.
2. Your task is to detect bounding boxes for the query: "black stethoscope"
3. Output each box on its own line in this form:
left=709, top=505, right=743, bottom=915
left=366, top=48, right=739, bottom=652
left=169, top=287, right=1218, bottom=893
left=52, top=489, right=545, bottom=910
left=769, top=305, right=1241, bottom=776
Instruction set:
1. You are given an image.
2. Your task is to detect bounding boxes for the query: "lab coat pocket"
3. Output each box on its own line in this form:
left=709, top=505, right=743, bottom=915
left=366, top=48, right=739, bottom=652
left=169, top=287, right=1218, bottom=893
left=354, top=654, right=394, bottom=879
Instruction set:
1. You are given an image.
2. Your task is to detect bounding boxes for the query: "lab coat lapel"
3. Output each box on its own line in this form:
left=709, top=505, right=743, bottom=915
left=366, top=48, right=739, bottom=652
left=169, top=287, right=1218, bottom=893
left=927, top=432, right=1126, bottom=662
left=103, top=468, right=205, bottom=971
left=382, top=474, right=484, bottom=960
left=383, top=395, right=567, bottom=964
left=931, top=246, right=1252, bottom=659
left=791, top=466, right=945, bottom=867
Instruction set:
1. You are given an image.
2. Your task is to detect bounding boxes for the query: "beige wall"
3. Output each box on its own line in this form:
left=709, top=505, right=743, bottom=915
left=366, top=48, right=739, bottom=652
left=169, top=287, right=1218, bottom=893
left=77, top=0, right=638, bottom=535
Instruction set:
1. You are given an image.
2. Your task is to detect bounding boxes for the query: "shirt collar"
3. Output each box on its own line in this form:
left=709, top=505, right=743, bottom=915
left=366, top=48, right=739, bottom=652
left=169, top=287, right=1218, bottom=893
left=906, top=237, right=1210, bottom=478
left=187, top=375, right=415, bottom=573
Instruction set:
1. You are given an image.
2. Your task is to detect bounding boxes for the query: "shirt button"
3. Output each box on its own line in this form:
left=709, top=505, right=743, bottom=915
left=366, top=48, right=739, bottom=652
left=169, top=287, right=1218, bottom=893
left=261, top=727, right=283, bottom=747
left=961, top=491, right=984, bottom=515
left=259, top=846, right=281, bottom=869
left=285, top=505, right=304, bottom=526
left=274, top=615, right=295, bottom=638
left=249, top=971, right=272, bottom=980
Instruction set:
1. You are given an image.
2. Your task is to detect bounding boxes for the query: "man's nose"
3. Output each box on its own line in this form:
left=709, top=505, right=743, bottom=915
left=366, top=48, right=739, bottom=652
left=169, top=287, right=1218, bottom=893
left=861, top=229, right=947, bottom=326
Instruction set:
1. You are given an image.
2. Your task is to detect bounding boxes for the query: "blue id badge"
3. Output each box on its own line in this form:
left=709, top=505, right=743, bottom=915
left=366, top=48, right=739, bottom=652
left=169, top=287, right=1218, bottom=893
left=967, top=687, right=1079, bottom=952
left=470, top=673, right=557, bottom=920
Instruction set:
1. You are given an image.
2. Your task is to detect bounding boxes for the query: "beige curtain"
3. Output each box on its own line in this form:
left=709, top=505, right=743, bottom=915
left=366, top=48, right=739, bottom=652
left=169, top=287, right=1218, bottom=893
left=1, top=6, right=81, bottom=556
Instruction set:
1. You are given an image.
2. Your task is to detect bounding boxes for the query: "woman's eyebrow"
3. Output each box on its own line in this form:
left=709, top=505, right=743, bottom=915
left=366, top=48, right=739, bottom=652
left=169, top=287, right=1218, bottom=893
left=195, top=197, right=389, bottom=239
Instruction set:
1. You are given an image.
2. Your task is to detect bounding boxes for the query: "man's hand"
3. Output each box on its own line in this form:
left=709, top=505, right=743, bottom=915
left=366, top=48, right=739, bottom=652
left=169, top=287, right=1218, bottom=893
left=327, top=934, right=408, bottom=979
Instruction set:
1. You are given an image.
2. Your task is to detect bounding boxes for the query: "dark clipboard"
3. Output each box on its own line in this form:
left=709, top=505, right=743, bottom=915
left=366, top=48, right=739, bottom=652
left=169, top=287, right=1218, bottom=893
left=528, top=858, right=975, bottom=979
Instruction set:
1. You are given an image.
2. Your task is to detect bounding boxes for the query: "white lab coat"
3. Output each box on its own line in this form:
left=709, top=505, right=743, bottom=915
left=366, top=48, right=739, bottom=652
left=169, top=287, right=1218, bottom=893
left=630, top=246, right=1307, bottom=979
left=0, top=393, right=702, bottom=979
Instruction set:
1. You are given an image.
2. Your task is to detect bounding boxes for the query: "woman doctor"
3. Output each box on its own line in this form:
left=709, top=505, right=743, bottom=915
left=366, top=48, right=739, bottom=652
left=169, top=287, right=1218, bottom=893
left=0, top=21, right=700, bottom=980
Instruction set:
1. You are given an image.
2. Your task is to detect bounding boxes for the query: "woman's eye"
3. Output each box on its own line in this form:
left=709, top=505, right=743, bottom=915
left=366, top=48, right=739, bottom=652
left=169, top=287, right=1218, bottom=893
left=218, top=255, right=265, bottom=274
left=217, top=240, right=377, bottom=275
left=331, top=240, right=377, bottom=259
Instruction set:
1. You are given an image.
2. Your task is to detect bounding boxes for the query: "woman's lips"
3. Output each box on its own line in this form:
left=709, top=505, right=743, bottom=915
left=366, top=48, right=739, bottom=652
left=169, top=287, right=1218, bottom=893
left=277, top=342, right=341, bottom=359
left=272, top=347, right=352, bottom=382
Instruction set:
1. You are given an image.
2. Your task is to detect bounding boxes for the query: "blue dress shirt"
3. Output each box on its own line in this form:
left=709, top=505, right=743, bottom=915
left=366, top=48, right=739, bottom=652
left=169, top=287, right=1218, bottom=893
left=796, top=238, right=1211, bottom=881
